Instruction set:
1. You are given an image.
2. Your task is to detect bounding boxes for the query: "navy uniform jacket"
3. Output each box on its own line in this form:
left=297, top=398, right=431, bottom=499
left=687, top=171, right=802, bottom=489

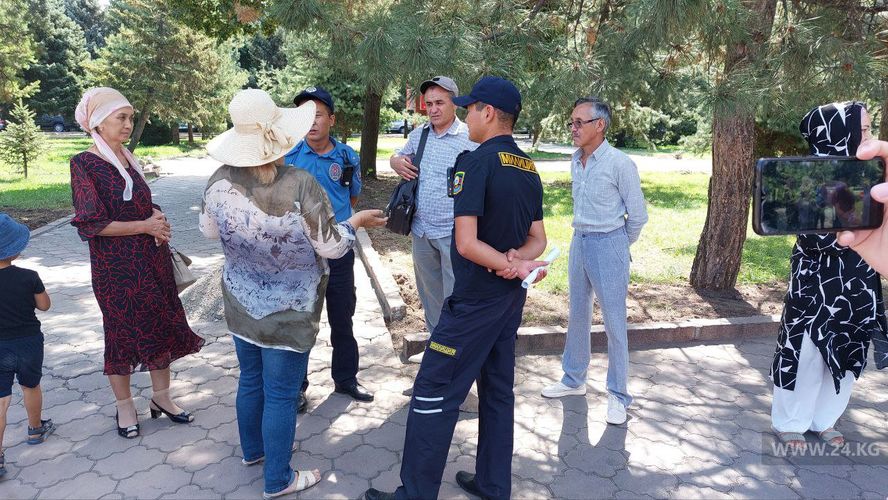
left=450, top=134, right=544, bottom=300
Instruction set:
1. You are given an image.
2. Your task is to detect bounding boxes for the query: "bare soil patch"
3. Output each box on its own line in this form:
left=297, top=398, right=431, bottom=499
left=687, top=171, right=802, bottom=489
left=3, top=207, right=73, bottom=230
left=356, top=175, right=790, bottom=336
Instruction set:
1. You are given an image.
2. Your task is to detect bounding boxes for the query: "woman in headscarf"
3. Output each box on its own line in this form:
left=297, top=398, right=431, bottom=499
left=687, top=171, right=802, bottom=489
left=199, top=89, right=386, bottom=498
left=771, top=101, right=888, bottom=448
left=70, top=87, right=204, bottom=439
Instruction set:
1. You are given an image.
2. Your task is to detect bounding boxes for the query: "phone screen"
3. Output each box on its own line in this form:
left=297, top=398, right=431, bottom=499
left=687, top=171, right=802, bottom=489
left=753, top=157, right=885, bottom=235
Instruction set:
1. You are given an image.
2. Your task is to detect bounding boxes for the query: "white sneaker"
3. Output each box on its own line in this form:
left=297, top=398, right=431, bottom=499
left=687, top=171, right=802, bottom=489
left=541, top=381, right=587, bottom=398
left=606, top=394, right=627, bottom=425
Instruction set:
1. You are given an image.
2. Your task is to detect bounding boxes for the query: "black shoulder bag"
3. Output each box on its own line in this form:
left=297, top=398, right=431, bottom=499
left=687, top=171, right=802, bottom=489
left=385, top=126, right=430, bottom=235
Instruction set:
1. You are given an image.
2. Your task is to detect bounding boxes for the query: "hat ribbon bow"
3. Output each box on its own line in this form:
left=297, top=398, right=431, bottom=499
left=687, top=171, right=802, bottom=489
left=235, top=110, right=293, bottom=158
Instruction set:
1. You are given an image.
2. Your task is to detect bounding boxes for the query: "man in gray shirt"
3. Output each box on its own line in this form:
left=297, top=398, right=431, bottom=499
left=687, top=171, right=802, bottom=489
left=390, top=76, right=477, bottom=333
left=541, top=97, right=648, bottom=426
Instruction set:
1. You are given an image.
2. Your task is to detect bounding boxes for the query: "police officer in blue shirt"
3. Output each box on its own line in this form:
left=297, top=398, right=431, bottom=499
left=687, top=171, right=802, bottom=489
left=364, top=77, right=549, bottom=500
left=284, top=86, right=373, bottom=409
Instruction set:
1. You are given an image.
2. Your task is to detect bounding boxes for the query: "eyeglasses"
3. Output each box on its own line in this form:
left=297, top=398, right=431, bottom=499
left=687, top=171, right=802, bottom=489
left=567, top=118, right=601, bottom=130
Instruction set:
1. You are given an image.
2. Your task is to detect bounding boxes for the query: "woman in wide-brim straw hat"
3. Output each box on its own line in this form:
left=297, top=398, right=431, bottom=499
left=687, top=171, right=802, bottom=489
left=200, top=88, right=386, bottom=498
left=70, top=87, right=204, bottom=440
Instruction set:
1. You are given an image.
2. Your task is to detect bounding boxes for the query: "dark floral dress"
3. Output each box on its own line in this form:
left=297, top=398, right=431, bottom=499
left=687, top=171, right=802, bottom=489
left=70, top=152, right=203, bottom=375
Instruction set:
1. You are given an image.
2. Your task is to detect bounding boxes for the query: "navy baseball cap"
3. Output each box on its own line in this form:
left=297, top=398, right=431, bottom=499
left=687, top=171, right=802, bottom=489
left=452, top=76, right=521, bottom=116
left=293, top=86, right=334, bottom=113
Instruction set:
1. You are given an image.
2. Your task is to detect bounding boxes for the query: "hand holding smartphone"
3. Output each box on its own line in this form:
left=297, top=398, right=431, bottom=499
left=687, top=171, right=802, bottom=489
left=752, top=156, right=886, bottom=236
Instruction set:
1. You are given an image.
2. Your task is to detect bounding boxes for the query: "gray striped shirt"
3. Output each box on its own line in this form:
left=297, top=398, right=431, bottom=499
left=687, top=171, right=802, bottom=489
left=396, top=118, right=478, bottom=239
left=571, top=140, right=648, bottom=244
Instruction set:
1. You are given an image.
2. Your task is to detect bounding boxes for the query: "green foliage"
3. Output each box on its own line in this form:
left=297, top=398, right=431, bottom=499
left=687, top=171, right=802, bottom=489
left=139, top=120, right=177, bottom=146
left=165, top=0, right=272, bottom=40
left=238, top=31, right=287, bottom=88
left=0, top=100, right=46, bottom=178
left=23, top=0, right=89, bottom=117
left=64, top=0, right=107, bottom=57
left=0, top=0, right=37, bottom=103
left=258, top=31, right=399, bottom=141
left=85, top=0, right=247, bottom=146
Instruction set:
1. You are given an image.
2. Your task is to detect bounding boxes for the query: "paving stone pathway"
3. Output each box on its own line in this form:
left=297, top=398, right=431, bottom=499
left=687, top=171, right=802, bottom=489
left=2, top=157, right=887, bottom=499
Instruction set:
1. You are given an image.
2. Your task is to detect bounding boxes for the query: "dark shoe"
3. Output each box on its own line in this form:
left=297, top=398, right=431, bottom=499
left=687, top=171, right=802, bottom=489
left=298, top=390, right=308, bottom=414
left=363, top=488, right=396, bottom=500
left=334, top=382, right=374, bottom=402
left=27, top=419, right=55, bottom=445
left=455, top=471, right=486, bottom=499
left=150, top=399, right=194, bottom=423
left=115, top=411, right=139, bottom=439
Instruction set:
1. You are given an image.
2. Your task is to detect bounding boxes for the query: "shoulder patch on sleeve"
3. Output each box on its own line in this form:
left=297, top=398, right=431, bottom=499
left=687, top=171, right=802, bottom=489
left=452, top=171, right=465, bottom=195
left=498, top=152, right=537, bottom=173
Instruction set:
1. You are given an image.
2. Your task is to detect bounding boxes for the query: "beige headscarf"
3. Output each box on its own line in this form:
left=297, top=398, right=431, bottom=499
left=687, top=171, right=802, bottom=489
left=75, top=87, right=145, bottom=201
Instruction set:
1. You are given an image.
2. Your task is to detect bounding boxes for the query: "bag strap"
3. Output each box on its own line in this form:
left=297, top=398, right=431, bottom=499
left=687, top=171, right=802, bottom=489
left=413, top=126, right=431, bottom=172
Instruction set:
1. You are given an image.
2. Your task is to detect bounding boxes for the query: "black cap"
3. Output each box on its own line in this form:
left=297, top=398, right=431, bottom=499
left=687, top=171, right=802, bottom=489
left=452, top=76, right=521, bottom=116
left=293, top=86, right=334, bottom=113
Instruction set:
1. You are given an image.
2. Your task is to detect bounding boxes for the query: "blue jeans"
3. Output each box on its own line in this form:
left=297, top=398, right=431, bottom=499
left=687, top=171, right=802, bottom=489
left=233, top=336, right=309, bottom=494
left=561, top=228, right=633, bottom=407
left=412, top=234, right=455, bottom=333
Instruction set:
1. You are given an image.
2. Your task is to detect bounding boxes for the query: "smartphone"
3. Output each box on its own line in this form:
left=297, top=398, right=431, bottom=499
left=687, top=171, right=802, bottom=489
left=752, top=156, right=885, bottom=236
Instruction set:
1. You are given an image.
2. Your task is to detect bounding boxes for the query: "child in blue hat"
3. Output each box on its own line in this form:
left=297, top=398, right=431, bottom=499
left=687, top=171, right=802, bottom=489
left=0, top=213, right=54, bottom=478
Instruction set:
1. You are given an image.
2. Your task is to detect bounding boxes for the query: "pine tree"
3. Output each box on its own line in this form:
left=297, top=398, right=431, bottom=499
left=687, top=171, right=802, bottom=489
left=23, top=0, right=89, bottom=118
left=0, top=0, right=37, bottom=103
left=0, top=100, right=46, bottom=178
left=64, top=0, right=107, bottom=57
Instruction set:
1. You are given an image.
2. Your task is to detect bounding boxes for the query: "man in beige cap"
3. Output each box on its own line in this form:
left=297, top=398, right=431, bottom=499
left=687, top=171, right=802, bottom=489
left=389, top=76, right=477, bottom=334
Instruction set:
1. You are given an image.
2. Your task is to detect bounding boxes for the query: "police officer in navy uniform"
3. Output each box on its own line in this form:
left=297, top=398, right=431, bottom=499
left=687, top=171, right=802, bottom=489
left=364, top=77, right=548, bottom=500
left=284, top=86, right=373, bottom=410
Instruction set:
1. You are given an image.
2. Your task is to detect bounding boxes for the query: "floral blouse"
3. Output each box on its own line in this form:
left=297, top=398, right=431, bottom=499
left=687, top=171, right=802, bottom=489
left=200, top=164, right=356, bottom=351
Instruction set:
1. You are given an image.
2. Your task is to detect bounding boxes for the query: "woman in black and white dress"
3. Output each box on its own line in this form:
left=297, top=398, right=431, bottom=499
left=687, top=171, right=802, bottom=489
left=771, top=101, right=888, bottom=448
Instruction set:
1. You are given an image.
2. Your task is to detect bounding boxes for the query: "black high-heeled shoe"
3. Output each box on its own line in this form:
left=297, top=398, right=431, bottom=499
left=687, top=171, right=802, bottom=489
left=149, top=399, right=194, bottom=423
left=115, top=410, right=140, bottom=439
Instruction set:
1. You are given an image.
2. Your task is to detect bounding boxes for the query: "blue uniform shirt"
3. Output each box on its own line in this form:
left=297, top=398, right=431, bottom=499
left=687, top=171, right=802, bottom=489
left=284, top=137, right=362, bottom=222
left=451, top=135, right=544, bottom=299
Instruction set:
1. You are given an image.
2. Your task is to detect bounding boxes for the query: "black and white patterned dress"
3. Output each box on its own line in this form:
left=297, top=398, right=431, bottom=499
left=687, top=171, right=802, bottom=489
left=770, top=102, right=888, bottom=392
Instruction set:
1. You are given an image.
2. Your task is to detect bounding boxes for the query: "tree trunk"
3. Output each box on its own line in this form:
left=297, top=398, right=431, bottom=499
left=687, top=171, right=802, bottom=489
left=360, top=87, right=382, bottom=180
left=129, top=103, right=153, bottom=152
left=171, top=124, right=180, bottom=145
left=188, top=124, right=194, bottom=143
left=689, top=0, right=777, bottom=290
left=689, top=110, right=756, bottom=289
left=22, top=156, right=28, bottom=178
left=880, top=81, right=888, bottom=141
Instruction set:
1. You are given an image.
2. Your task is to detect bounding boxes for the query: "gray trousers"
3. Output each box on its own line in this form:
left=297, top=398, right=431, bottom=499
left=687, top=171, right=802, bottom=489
left=412, top=234, right=455, bottom=333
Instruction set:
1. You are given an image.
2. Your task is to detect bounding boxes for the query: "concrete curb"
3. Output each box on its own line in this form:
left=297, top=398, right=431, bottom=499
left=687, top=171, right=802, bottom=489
left=402, top=315, right=781, bottom=358
left=355, top=227, right=407, bottom=323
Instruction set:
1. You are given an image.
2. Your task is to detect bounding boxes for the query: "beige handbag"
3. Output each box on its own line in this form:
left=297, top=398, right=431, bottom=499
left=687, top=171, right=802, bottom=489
left=170, top=247, right=196, bottom=293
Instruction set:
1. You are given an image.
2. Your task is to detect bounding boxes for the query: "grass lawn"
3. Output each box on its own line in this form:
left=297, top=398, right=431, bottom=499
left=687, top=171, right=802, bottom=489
left=0, top=135, right=208, bottom=211
left=536, top=170, right=795, bottom=291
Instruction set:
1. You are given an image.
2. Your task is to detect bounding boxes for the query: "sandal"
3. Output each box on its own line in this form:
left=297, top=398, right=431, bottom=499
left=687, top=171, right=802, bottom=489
left=818, top=428, right=845, bottom=446
left=262, top=469, right=321, bottom=498
left=774, top=430, right=806, bottom=449
left=27, top=419, right=55, bottom=445
left=115, top=411, right=140, bottom=439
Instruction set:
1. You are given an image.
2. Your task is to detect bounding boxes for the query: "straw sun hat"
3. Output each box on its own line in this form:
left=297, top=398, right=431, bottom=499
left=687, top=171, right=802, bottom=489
left=207, top=89, right=316, bottom=167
